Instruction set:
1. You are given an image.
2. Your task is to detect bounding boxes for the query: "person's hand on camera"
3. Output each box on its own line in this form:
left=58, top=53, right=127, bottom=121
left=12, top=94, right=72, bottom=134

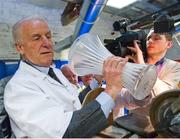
left=127, top=40, right=145, bottom=64
left=103, top=56, right=128, bottom=100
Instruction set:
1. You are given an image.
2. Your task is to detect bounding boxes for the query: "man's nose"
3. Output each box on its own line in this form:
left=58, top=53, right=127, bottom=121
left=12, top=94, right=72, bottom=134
left=72, top=76, right=77, bottom=82
left=147, top=38, right=153, bottom=44
left=42, top=36, right=52, bottom=48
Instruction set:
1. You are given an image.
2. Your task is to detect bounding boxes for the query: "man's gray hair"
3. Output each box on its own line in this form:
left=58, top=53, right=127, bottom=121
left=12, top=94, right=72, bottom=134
left=12, top=15, right=48, bottom=43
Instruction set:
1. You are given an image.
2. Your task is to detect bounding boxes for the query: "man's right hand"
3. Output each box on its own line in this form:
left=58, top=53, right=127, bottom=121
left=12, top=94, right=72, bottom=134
left=103, top=56, right=128, bottom=100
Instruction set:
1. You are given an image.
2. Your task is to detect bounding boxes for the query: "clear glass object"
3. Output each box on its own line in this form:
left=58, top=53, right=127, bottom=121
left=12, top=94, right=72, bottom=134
left=68, top=33, right=157, bottom=100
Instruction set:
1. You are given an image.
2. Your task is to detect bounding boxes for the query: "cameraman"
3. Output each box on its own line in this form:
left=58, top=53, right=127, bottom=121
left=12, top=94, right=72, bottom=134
left=127, top=28, right=180, bottom=98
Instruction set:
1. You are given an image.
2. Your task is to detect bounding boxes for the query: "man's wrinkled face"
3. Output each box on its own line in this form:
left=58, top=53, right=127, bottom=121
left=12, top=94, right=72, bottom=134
left=16, top=20, right=54, bottom=67
left=146, top=30, right=172, bottom=57
left=61, top=66, right=78, bottom=85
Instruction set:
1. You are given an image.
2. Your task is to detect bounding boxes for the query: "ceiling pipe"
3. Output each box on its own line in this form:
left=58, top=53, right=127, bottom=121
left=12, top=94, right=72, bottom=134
left=73, top=0, right=108, bottom=39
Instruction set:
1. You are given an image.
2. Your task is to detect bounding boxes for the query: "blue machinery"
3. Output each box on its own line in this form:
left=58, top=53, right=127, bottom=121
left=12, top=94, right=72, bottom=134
left=0, top=61, right=19, bottom=79
left=73, top=0, right=108, bottom=38
left=0, top=60, right=68, bottom=79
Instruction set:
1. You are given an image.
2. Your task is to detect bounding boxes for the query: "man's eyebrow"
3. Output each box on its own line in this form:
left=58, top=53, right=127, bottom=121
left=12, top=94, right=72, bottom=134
left=32, top=33, right=40, bottom=37
left=31, top=31, right=51, bottom=37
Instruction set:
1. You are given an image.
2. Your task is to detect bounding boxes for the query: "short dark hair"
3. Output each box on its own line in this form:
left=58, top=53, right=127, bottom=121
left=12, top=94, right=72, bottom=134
left=148, top=28, right=173, bottom=41
left=164, top=33, right=173, bottom=41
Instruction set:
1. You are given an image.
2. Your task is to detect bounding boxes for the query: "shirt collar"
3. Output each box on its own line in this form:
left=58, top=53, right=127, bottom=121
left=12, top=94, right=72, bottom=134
left=23, top=60, right=49, bottom=75
left=33, top=65, right=49, bottom=75
left=155, top=57, right=165, bottom=66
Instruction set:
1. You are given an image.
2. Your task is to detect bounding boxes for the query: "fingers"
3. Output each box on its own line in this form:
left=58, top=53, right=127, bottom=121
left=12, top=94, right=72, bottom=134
left=116, top=58, right=127, bottom=71
left=127, top=40, right=141, bottom=53
left=103, top=56, right=127, bottom=100
left=103, top=56, right=127, bottom=75
left=127, top=46, right=137, bottom=53
left=126, top=55, right=133, bottom=60
left=94, top=75, right=103, bottom=85
left=126, top=54, right=137, bottom=63
left=104, top=56, right=119, bottom=70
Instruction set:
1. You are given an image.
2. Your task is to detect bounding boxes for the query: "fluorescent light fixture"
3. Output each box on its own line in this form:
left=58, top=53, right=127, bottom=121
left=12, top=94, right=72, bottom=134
left=106, top=0, right=137, bottom=9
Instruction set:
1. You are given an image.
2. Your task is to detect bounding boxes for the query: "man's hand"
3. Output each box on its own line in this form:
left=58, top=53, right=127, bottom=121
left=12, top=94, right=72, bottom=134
left=94, top=75, right=104, bottom=86
left=103, top=56, right=128, bottom=100
left=127, top=40, right=145, bottom=64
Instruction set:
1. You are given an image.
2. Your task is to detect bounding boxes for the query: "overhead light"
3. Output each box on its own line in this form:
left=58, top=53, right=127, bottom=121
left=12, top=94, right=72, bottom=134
left=106, top=0, right=137, bottom=9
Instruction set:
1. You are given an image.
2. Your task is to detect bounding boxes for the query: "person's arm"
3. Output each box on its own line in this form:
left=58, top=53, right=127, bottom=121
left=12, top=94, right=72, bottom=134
left=5, top=78, right=111, bottom=138
left=64, top=56, right=128, bottom=137
left=63, top=100, right=109, bottom=138
left=64, top=82, right=115, bottom=138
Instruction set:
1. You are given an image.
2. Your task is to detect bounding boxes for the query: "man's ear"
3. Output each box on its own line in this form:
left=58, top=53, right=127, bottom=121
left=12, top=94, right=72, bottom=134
left=15, top=43, right=24, bottom=55
left=167, top=41, right=173, bottom=49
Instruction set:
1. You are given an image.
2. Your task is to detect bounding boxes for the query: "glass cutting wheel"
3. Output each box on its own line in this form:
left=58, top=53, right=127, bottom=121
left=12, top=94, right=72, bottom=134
left=149, top=89, right=180, bottom=137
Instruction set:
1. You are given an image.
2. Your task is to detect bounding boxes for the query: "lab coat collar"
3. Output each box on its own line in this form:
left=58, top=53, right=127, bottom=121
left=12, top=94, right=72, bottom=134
left=19, top=61, right=50, bottom=79
left=19, top=61, right=70, bottom=87
left=23, top=60, right=49, bottom=75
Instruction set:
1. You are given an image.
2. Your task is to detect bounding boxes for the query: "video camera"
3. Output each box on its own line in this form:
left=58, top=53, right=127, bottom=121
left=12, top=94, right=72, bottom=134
left=104, top=19, right=147, bottom=58
left=104, top=14, right=175, bottom=58
left=153, top=14, right=175, bottom=34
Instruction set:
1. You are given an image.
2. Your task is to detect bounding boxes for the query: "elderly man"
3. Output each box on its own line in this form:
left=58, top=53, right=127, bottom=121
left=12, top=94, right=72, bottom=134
left=60, top=64, right=101, bottom=94
left=60, top=64, right=79, bottom=87
left=4, top=15, right=130, bottom=138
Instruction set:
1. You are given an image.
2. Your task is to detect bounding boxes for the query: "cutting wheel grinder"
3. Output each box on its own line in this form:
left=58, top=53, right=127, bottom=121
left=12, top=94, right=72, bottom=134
left=150, top=89, right=180, bottom=137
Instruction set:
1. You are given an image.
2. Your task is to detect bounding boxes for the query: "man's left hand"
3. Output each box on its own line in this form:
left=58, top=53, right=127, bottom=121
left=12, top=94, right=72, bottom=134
left=126, top=40, right=145, bottom=64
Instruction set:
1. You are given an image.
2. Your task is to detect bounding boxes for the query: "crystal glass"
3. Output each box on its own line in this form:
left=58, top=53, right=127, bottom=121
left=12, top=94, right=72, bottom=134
left=69, top=33, right=157, bottom=100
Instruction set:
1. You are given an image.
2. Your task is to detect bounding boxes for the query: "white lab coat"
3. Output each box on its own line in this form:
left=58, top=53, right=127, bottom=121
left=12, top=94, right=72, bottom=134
left=4, top=61, right=81, bottom=138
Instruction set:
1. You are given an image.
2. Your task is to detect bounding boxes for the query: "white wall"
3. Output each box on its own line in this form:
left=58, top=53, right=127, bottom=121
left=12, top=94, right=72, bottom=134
left=0, top=0, right=119, bottom=60
left=0, top=0, right=76, bottom=60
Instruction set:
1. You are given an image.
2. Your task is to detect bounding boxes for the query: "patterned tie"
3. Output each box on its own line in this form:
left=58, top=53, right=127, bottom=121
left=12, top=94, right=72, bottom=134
left=48, top=67, right=62, bottom=84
